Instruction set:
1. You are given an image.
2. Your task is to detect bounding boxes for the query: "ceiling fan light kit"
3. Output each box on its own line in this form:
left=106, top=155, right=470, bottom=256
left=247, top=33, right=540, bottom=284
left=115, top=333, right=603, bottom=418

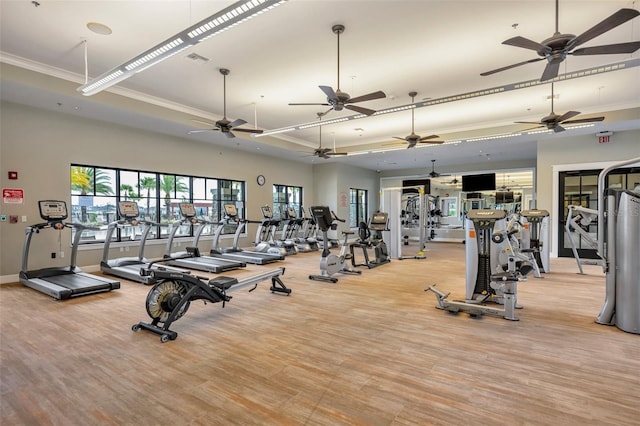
left=289, top=24, right=387, bottom=117
left=481, top=1, right=640, bottom=82
left=391, top=92, right=444, bottom=148
left=515, top=82, right=605, bottom=133
left=308, top=111, right=348, bottom=159
left=77, top=0, right=288, bottom=96
left=188, top=68, right=264, bottom=139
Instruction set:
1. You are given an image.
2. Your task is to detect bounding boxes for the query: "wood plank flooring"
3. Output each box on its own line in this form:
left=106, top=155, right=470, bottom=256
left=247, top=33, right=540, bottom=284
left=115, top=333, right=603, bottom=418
left=1, top=243, right=639, bottom=425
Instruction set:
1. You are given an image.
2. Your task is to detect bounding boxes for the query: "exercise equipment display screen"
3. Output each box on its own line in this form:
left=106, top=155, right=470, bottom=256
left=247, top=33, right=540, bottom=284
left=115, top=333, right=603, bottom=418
left=38, top=200, right=68, bottom=220
left=180, top=203, right=196, bottom=217
left=118, top=201, right=140, bottom=218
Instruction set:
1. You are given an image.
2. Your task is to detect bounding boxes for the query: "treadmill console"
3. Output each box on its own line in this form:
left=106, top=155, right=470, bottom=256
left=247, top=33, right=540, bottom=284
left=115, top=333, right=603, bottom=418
left=261, top=205, right=273, bottom=218
left=287, top=206, right=297, bottom=219
left=180, top=203, right=196, bottom=218
left=38, top=200, right=68, bottom=221
left=225, top=204, right=238, bottom=217
left=118, top=201, right=140, bottom=219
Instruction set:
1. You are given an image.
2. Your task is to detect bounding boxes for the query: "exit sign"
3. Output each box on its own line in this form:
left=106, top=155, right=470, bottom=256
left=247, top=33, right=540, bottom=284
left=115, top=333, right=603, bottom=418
left=598, top=135, right=611, bottom=144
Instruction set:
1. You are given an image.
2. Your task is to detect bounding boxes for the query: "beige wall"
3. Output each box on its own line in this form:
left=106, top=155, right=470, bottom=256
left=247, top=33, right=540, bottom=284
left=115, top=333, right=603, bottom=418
left=0, top=101, right=317, bottom=278
left=313, top=162, right=380, bottom=236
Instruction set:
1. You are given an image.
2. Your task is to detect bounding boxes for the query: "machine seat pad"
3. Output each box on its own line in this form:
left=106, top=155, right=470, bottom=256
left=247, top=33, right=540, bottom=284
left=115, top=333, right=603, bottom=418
left=209, top=276, right=239, bottom=290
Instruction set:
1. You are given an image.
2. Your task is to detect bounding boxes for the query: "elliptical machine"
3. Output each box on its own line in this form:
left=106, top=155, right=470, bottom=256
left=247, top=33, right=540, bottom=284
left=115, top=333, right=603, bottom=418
left=308, top=206, right=361, bottom=283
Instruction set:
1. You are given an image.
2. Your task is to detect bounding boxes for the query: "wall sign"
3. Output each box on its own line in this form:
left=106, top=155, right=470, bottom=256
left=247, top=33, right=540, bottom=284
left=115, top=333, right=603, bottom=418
left=2, top=188, right=24, bottom=204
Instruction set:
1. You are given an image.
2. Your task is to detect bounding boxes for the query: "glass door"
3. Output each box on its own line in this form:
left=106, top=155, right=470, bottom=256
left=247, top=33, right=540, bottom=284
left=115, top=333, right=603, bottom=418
left=558, top=167, right=640, bottom=258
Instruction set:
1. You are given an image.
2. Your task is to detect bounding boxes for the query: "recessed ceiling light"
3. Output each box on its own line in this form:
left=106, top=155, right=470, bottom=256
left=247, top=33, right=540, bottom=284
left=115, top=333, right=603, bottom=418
left=87, top=22, right=112, bottom=35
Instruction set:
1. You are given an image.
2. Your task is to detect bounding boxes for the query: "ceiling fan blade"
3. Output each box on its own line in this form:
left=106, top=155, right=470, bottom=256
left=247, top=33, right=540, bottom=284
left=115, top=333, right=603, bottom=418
left=419, top=135, right=440, bottom=141
left=392, top=136, right=407, bottom=141
left=540, top=61, right=561, bottom=82
left=347, top=90, right=386, bottom=104
left=502, top=36, right=551, bottom=53
left=569, top=8, right=640, bottom=50
left=232, top=128, right=264, bottom=134
left=228, top=118, right=247, bottom=128
left=223, top=131, right=236, bottom=139
left=562, top=116, right=605, bottom=125
left=191, top=119, right=216, bottom=127
left=319, top=85, right=338, bottom=100
left=418, top=139, right=445, bottom=145
left=514, top=121, right=544, bottom=125
left=345, top=104, right=376, bottom=116
left=327, top=152, right=348, bottom=156
left=556, top=111, right=581, bottom=122
left=188, top=129, right=216, bottom=134
left=288, top=102, right=331, bottom=106
left=553, top=124, right=566, bottom=133
left=480, top=58, right=544, bottom=76
left=572, top=41, right=640, bottom=56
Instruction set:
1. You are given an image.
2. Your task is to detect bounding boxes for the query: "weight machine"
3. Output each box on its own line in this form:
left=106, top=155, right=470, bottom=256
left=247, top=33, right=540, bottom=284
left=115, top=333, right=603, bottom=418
left=426, top=209, right=534, bottom=321
left=521, top=209, right=550, bottom=273
left=595, top=157, right=640, bottom=334
left=564, top=205, right=602, bottom=274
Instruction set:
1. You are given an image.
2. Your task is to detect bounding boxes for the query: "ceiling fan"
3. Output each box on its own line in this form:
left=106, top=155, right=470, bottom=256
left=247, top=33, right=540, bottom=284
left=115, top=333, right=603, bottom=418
left=289, top=24, right=386, bottom=116
left=445, top=176, right=461, bottom=186
left=480, top=1, right=640, bottom=82
left=428, top=160, right=450, bottom=178
left=308, top=112, right=348, bottom=159
left=391, top=92, right=444, bottom=148
left=516, top=83, right=605, bottom=133
left=188, top=68, right=263, bottom=139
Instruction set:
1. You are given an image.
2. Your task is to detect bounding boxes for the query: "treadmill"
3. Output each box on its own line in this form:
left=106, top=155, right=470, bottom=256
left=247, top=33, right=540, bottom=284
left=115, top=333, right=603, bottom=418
left=101, top=201, right=190, bottom=285
left=163, top=203, right=247, bottom=273
left=20, top=200, right=120, bottom=300
left=209, top=204, right=284, bottom=265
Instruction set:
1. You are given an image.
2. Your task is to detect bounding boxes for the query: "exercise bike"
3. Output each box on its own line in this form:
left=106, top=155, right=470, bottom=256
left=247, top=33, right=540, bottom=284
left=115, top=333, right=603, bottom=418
left=308, top=206, right=361, bottom=283
left=132, top=253, right=291, bottom=342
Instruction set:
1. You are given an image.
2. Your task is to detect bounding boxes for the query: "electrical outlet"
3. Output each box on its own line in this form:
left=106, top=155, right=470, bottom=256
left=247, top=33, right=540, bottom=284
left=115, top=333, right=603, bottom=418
left=21, top=215, right=27, bottom=222
left=119, top=247, right=124, bottom=252
left=60, top=251, right=64, bottom=259
left=51, top=252, right=56, bottom=259
left=125, top=246, right=130, bottom=252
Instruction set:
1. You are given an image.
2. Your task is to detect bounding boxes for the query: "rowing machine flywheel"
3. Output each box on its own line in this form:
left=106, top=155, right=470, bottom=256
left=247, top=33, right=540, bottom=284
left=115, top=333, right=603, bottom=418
left=145, top=280, right=190, bottom=323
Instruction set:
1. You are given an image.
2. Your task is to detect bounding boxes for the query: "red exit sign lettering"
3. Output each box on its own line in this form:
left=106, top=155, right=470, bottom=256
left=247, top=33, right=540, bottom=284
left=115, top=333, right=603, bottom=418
left=598, top=135, right=610, bottom=144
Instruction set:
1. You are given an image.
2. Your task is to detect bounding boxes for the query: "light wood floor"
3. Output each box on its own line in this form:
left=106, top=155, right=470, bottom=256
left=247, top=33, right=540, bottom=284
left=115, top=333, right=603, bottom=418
left=1, top=243, right=638, bottom=425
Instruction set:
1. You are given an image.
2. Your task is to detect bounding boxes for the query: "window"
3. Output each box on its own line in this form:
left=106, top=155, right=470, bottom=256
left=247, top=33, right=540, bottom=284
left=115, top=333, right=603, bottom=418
left=350, top=188, right=368, bottom=228
left=272, top=184, right=303, bottom=219
left=70, top=164, right=245, bottom=244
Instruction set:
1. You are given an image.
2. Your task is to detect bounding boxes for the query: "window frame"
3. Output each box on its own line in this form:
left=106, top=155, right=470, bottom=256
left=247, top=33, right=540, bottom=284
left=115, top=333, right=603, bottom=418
left=70, top=164, right=246, bottom=245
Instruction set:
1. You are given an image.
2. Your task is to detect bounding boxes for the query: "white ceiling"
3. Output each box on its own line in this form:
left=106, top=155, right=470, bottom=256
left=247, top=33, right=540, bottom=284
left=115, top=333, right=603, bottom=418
left=1, top=0, right=639, bottom=177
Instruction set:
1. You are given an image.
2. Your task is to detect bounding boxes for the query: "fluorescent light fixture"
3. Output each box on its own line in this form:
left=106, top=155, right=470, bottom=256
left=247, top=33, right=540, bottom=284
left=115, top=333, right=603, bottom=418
left=526, top=123, right=595, bottom=135
left=78, top=0, right=288, bottom=96
left=256, top=58, right=640, bottom=137
left=466, top=132, right=522, bottom=142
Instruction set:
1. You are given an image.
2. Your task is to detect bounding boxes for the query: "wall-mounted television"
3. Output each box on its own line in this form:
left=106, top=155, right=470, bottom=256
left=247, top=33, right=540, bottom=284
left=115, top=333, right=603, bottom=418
left=462, top=173, right=496, bottom=192
left=402, top=179, right=430, bottom=195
